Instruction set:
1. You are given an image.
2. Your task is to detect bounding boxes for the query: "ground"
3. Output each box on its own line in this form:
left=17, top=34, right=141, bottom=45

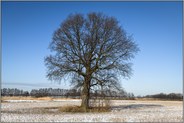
left=1, top=97, right=183, bottom=122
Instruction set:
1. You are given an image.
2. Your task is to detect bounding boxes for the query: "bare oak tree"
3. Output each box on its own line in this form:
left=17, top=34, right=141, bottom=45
left=45, top=12, right=139, bottom=111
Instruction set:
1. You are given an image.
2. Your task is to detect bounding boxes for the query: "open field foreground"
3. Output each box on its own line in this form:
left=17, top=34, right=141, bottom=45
left=1, top=98, right=183, bottom=122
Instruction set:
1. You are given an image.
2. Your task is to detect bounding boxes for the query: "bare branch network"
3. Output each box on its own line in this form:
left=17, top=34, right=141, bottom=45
left=45, top=12, right=139, bottom=111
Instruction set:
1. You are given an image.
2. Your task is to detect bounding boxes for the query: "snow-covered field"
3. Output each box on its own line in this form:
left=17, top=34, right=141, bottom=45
left=1, top=99, right=183, bottom=122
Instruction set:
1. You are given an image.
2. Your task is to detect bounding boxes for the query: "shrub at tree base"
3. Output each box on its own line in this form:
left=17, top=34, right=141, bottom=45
left=59, top=102, right=111, bottom=113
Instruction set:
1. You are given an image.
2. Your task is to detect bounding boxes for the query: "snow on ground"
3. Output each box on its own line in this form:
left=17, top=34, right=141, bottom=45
left=52, top=99, right=81, bottom=102
left=1, top=99, right=183, bottom=122
left=4, top=100, right=45, bottom=103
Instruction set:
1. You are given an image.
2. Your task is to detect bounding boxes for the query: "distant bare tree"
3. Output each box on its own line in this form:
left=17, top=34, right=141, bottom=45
left=45, top=12, right=139, bottom=111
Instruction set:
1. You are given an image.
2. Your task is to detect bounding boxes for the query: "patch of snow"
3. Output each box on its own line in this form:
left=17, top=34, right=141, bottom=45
left=53, top=99, right=81, bottom=102
left=4, top=100, right=45, bottom=103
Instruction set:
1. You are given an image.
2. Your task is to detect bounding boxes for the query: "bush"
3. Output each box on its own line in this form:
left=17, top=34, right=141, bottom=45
left=59, top=103, right=111, bottom=113
left=59, top=106, right=84, bottom=112
left=89, top=98, right=111, bottom=112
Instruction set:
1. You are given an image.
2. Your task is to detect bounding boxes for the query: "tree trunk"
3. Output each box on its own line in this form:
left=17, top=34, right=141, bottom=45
left=81, top=75, right=91, bottom=112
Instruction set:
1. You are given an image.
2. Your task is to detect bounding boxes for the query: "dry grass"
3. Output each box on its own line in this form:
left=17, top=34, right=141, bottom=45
left=1, top=96, right=81, bottom=101
left=59, top=106, right=84, bottom=112
left=36, top=97, right=53, bottom=100
left=1, top=100, right=8, bottom=103
left=58, top=105, right=111, bottom=113
left=1, top=96, right=53, bottom=101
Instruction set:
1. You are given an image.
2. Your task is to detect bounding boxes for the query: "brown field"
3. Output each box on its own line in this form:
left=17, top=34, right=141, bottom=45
left=1, top=96, right=53, bottom=101
left=1, top=96, right=83, bottom=101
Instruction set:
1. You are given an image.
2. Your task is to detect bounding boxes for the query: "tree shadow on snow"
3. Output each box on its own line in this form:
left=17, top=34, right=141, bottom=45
left=111, top=104, right=163, bottom=110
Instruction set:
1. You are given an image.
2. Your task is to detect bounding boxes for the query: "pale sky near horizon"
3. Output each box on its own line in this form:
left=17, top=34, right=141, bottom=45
left=2, top=1, right=183, bottom=96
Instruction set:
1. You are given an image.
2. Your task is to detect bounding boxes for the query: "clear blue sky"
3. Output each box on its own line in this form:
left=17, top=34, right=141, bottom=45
left=2, top=1, right=183, bottom=96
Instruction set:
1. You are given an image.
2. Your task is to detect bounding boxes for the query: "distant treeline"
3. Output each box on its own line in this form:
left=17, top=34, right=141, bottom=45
left=1, top=88, right=182, bottom=100
left=1, top=88, right=29, bottom=97
left=1, top=88, right=135, bottom=99
left=142, top=93, right=183, bottom=101
left=1, top=88, right=77, bottom=97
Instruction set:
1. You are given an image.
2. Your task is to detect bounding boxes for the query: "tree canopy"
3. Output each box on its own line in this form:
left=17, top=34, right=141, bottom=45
left=45, top=12, right=139, bottom=111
